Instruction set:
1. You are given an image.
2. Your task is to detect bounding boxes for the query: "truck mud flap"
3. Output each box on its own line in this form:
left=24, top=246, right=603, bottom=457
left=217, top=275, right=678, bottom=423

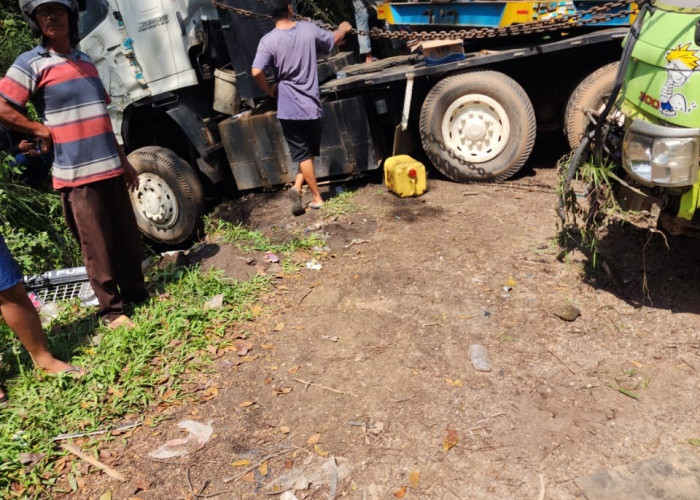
left=219, top=96, right=377, bottom=190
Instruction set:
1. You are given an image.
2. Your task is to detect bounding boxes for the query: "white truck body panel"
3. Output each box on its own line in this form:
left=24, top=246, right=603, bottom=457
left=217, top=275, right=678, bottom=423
left=78, top=0, right=219, bottom=141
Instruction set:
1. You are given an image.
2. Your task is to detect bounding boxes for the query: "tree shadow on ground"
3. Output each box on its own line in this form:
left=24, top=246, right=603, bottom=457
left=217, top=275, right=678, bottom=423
left=564, top=220, right=700, bottom=314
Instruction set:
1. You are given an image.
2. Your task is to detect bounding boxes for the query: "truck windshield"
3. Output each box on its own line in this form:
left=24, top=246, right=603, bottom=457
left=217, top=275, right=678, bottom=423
left=78, top=0, right=109, bottom=39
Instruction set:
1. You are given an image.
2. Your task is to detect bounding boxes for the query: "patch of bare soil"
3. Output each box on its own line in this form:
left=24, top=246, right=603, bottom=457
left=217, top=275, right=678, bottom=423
left=64, top=159, right=699, bottom=499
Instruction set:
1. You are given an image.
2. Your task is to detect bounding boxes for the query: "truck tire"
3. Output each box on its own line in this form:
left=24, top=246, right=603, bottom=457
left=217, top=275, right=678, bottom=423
left=127, top=146, right=205, bottom=245
left=419, top=70, right=536, bottom=182
left=565, top=62, right=619, bottom=150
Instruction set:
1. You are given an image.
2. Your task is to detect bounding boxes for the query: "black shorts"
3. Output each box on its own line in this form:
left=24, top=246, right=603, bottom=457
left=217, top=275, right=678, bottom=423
left=280, top=119, right=322, bottom=163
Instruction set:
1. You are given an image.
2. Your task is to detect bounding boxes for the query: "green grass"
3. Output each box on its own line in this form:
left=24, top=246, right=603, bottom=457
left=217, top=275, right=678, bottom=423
left=0, top=225, right=322, bottom=498
left=205, top=218, right=324, bottom=253
left=321, top=190, right=361, bottom=217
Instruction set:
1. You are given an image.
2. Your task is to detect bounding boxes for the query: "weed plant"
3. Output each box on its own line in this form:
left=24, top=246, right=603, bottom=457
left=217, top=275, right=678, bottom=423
left=0, top=224, right=321, bottom=497
left=557, top=154, right=622, bottom=266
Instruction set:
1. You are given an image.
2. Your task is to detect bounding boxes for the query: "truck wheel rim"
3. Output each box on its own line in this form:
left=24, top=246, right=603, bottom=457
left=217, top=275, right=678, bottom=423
left=132, top=173, right=179, bottom=229
left=441, top=94, right=510, bottom=163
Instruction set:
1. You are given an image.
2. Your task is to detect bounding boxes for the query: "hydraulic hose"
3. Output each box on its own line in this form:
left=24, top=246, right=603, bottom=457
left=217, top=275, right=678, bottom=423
left=593, top=0, right=655, bottom=163
left=557, top=133, right=591, bottom=221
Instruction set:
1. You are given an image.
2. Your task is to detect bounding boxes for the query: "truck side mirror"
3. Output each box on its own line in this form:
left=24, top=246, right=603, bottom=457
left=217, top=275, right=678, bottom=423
left=77, top=0, right=87, bottom=12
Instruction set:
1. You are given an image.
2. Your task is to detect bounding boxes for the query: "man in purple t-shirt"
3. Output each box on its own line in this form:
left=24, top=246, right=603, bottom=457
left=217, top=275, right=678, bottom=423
left=252, top=0, right=352, bottom=216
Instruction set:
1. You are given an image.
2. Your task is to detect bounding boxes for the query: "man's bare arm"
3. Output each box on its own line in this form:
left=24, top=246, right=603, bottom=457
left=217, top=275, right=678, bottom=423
left=333, top=21, right=353, bottom=46
left=0, top=96, right=53, bottom=153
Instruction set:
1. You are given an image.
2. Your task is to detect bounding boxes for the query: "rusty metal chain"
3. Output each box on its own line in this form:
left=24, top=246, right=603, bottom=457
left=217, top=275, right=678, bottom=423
left=212, top=0, right=634, bottom=42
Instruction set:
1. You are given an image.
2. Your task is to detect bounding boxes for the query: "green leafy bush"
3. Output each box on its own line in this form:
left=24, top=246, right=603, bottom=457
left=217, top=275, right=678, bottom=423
left=0, top=156, right=81, bottom=275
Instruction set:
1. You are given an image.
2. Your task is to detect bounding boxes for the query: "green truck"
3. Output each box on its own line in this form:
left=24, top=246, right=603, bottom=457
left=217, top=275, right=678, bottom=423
left=564, top=0, right=700, bottom=236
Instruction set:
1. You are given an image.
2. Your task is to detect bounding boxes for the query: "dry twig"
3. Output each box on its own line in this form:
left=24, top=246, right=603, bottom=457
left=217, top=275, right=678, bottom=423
left=292, top=377, right=345, bottom=394
left=61, top=443, right=126, bottom=482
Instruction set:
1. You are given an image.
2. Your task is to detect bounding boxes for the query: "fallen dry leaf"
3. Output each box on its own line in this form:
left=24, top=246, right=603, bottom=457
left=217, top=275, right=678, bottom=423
left=314, top=444, right=328, bottom=457
left=231, top=459, right=251, bottom=467
left=53, top=455, right=70, bottom=474
left=307, top=433, right=320, bottom=446
left=162, top=389, right=177, bottom=400
left=98, top=491, right=112, bottom=500
left=394, top=485, right=407, bottom=498
left=288, top=365, right=300, bottom=374
left=280, top=426, right=290, bottom=434
left=201, top=385, right=219, bottom=401
left=233, top=340, right=254, bottom=356
left=446, top=378, right=463, bottom=387
left=10, top=483, right=25, bottom=495
left=239, top=401, right=255, bottom=408
left=107, top=387, right=125, bottom=398
left=273, top=322, right=285, bottom=331
left=251, top=305, right=262, bottom=317
left=443, top=428, right=458, bottom=452
left=258, top=461, right=268, bottom=476
left=241, top=471, right=255, bottom=483
left=134, top=477, right=152, bottom=493
left=274, top=387, right=292, bottom=396
left=261, top=343, right=276, bottom=350
left=409, top=470, right=420, bottom=488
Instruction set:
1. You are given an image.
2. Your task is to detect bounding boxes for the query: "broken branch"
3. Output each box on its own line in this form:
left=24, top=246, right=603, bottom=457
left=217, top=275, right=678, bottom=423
left=61, top=443, right=126, bottom=482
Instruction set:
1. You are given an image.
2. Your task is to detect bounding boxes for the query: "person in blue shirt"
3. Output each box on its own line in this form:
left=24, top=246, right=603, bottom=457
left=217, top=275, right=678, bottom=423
left=252, top=0, right=352, bottom=216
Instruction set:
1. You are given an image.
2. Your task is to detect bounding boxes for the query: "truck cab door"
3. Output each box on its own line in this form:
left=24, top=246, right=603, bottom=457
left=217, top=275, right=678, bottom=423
left=114, top=0, right=215, bottom=95
left=78, top=0, right=151, bottom=142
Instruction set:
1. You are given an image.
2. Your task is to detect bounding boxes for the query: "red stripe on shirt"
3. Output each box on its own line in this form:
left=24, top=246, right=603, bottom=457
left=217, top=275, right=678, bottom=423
left=40, top=60, right=100, bottom=87
left=50, top=116, right=113, bottom=144
left=0, top=77, right=31, bottom=107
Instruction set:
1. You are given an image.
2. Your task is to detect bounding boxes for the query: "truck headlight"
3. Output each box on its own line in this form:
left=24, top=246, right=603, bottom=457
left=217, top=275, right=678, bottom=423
left=622, top=119, right=700, bottom=187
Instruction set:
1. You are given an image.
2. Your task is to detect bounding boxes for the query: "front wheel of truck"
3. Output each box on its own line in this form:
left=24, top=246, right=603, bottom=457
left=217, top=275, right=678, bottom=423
left=127, top=146, right=205, bottom=246
left=564, top=62, right=620, bottom=150
left=420, top=70, right=536, bottom=182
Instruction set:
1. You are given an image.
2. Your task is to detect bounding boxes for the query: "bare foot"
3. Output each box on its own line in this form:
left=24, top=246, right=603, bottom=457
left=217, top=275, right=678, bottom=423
left=30, top=352, right=85, bottom=376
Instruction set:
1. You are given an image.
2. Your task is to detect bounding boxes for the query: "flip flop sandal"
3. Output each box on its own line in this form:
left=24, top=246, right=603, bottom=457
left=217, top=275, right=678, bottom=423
left=43, top=365, right=86, bottom=379
left=288, top=188, right=304, bottom=216
left=308, top=201, right=324, bottom=209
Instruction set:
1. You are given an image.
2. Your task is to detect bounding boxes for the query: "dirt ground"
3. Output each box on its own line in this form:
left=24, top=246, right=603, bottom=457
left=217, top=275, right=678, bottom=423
left=66, top=137, right=700, bottom=499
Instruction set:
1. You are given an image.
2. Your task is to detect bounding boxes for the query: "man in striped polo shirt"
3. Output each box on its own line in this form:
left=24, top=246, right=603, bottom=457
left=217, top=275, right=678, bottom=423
left=0, top=0, right=146, bottom=329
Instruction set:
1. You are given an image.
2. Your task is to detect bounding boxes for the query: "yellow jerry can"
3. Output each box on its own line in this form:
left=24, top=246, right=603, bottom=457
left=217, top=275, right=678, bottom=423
left=384, top=155, right=427, bottom=197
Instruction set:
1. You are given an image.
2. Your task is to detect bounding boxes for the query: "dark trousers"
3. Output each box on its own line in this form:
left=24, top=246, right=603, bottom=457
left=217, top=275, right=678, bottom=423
left=60, top=176, right=145, bottom=320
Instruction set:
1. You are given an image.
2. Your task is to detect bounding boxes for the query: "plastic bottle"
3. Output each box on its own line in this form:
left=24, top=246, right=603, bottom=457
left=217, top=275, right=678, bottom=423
left=469, top=344, right=492, bottom=372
